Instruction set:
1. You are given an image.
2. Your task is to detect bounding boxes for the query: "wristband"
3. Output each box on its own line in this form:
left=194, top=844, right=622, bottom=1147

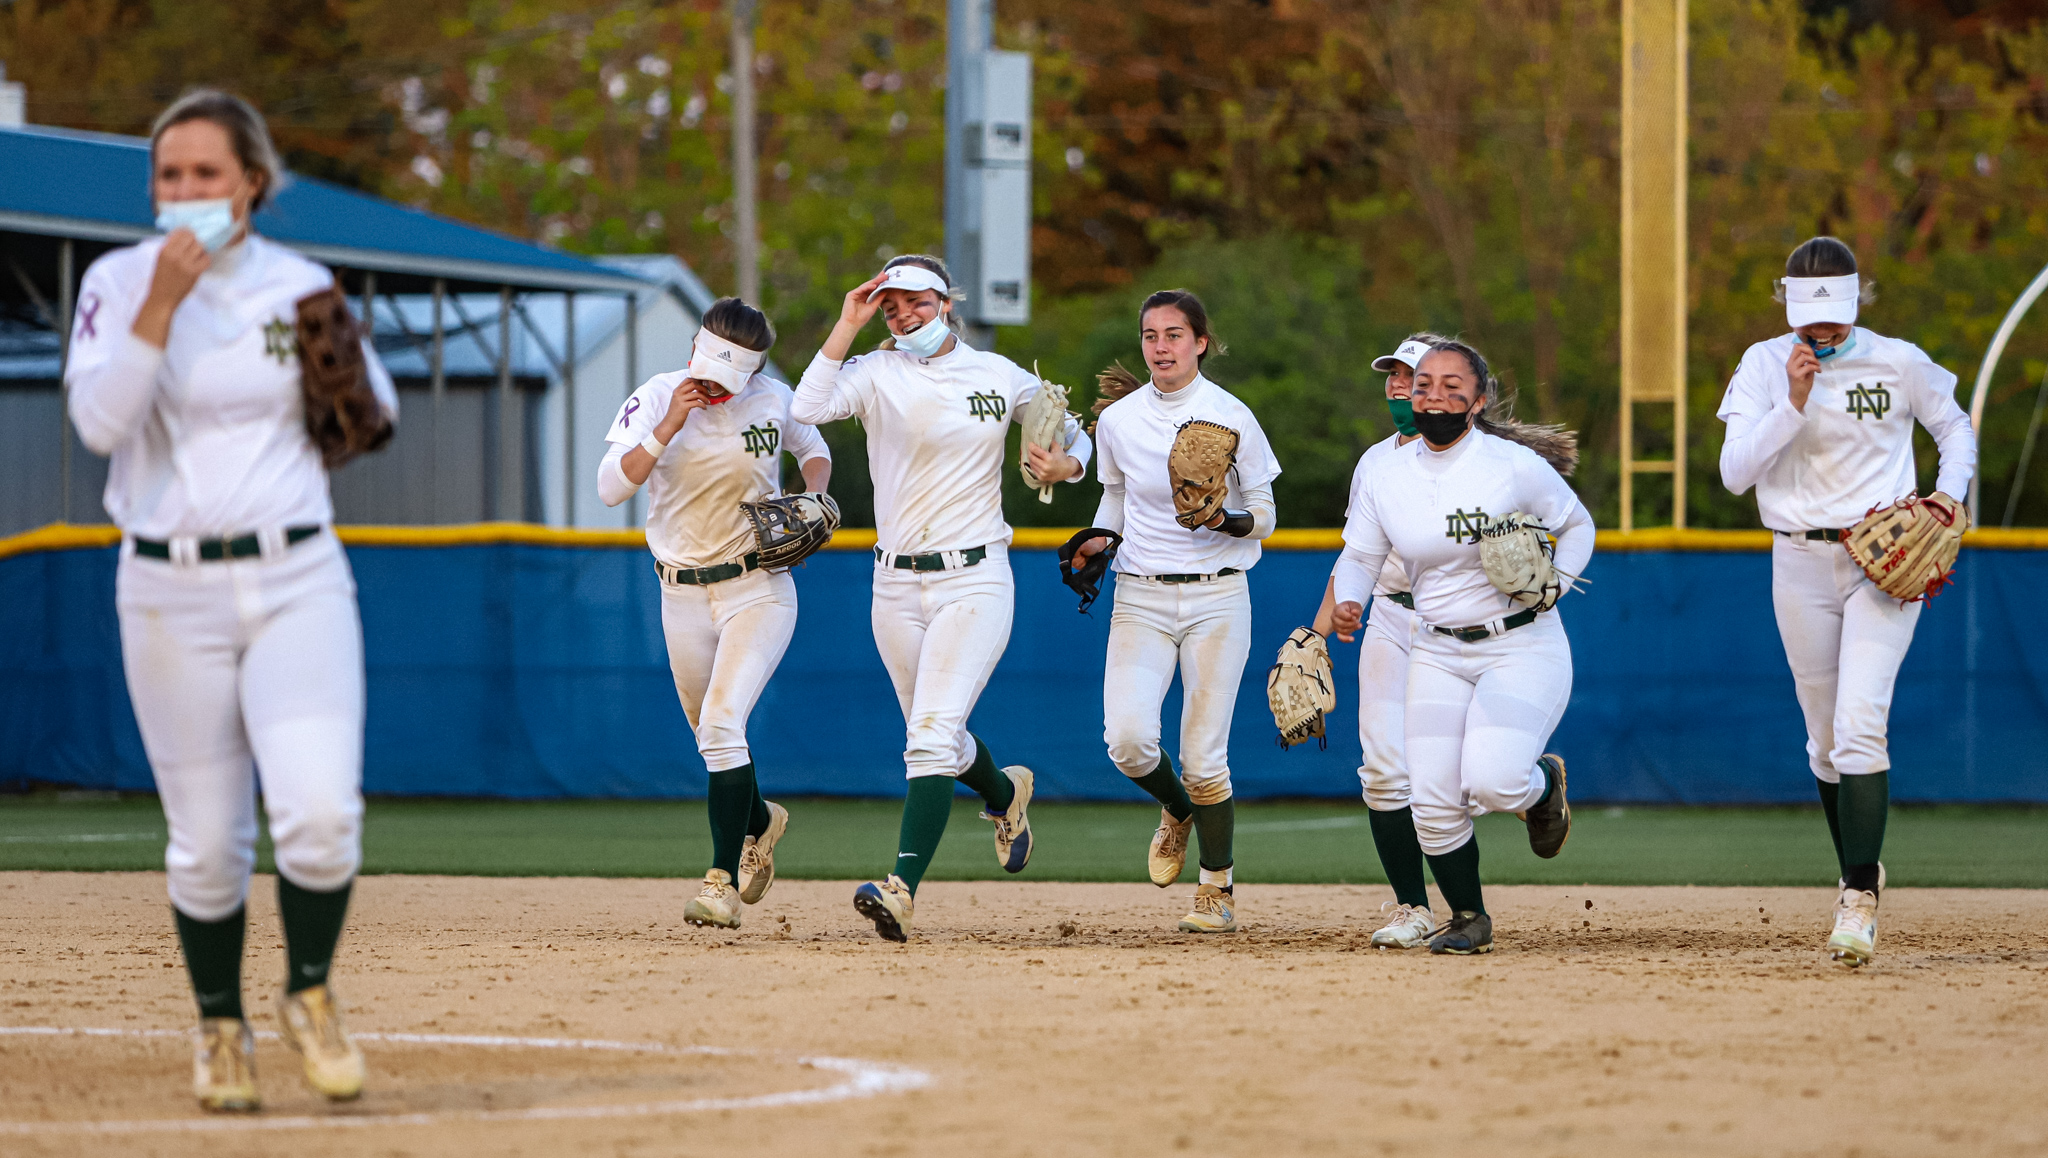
left=640, top=433, right=670, bottom=459
left=1217, top=510, right=1255, bottom=538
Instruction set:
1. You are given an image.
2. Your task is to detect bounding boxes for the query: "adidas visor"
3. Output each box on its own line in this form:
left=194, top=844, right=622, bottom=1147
left=687, top=327, right=765, bottom=393
left=1372, top=338, right=1433, bottom=373
left=866, top=263, right=950, bottom=301
left=1784, top=274, right=1859, bottom=328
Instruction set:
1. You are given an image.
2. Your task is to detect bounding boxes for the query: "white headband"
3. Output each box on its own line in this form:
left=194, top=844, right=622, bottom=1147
left=688, top=327, right=765, bottom=392
left=867, top=263, right=950, bottom=301
left=1783, top=274, right=1859, bottom=328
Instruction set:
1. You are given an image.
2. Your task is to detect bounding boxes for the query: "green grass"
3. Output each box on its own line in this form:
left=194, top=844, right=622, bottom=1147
left=3, top=794, right=2045, bottom=886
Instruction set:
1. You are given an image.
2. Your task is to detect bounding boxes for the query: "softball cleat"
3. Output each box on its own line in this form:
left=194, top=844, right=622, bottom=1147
left=737, top=802, right=789, bottom=905
left=192, top=1017, right=260, bottom=1113
left=1427, top=910, right=1494, bottom=955
left=1519, top=754, right=1570, bottom=859
left=684, top=868, right=743, bottom=929
left=277, top=985, right=364, bottom=1101
left=1827, top=886, right=1879, bottom=967
left=1177, top=884, right=1238, bottom=933
left=1148, top=808, right=1194, bottom=887
left=982, top=766, right=1034, bottom=873
left=1369, top=902, right=1439, bottom=949
left=853, top=874, right=915, bottom=943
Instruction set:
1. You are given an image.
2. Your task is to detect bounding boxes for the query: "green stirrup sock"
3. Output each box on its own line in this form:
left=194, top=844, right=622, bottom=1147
left=894, top=776, right=957, bottom=894
left=1130, top=755, right=1195, bottom=823
left=1368, top=806, right=1432, bottom=910
left=1423, top=836, right=1486, bottom=916
left=175, top=906, right=247, bottom=1019
left=1837, top=771, right=1889, bottom=893
left=954, top=735, right=1015, bottom=814
left=746, top=781, right=772, bottom=840
left=278, top=878, right=353, bottom=995
left=707, top=763, right=759, bottom=879
left=1192, top=797, right=1235, bottom=872
left=1816, top=778, right=1845, bottom=874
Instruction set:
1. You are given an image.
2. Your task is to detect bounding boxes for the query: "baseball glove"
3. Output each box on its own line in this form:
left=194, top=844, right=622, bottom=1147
left=1267, top=627, right=1336, bottom=750
left=1169, top=419, right=1240, bottom=529
left=295, top=284, right=392, bottom=469
left=1057, top=527, right=1123, bottom=614
left=1018, top=368, right=1072, bottom=504
left=1842, top=491, right=1969, bottom=602
left=741, top=491, right=842, bottom=571
left=1478, top=512, right=1585, bottom=612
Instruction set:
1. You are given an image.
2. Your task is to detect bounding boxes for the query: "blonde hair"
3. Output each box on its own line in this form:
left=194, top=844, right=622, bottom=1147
left=150, top=89, right=287, bottom=210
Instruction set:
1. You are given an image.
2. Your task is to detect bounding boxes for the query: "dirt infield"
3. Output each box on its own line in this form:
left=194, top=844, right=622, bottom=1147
left=4, top=873, right=2046, bottom=1157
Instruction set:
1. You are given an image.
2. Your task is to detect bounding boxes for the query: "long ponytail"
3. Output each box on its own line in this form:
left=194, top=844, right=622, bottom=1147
left=1427, top=339, right=1580, bottom=476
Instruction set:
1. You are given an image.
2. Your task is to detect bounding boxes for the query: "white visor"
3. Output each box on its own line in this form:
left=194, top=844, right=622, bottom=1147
left=866, top=263, right=950, bottom=301
left=1371, top=339, right=1433, bottom=373
left=687, top=327, right=766, bottom=393
left=1784, top=274, right=1859, bottom=328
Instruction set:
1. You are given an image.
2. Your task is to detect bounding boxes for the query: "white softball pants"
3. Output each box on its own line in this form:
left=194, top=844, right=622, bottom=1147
left=1770, top=535, right=1921, bottom=781
left=1103, top=572, right=1251, bottom=807
left=871, top=548, right=1014, bottom=780
left=115, top=531, right=365, bottom=922
left=1357, top=596, right=1417, bottom=811
left=1405, top=613, right=1571, bottom=856
left=660, top=567, right=798, bottom=773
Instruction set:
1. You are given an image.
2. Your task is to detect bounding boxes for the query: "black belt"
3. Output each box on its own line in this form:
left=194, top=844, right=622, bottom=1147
left=656, top=552, right=762, bottom=586
left=133, top=525, right=321, bottom=561
left=1383, top=591, right=1415, bottom=609
left=1431, top=607, right=1539, bottom=643
left=875, top=545, right=988, bottom=572
left=1147, top=568, right=1241, bottom=584
left=1781, top=528, right=1844, bottom=542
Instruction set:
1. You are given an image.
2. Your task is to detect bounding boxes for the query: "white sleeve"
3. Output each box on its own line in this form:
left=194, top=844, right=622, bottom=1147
left=784, top=416, right=832, bottom=468
left=1521, top=453, right=1595, bottom=583
left=1716, top=344, right=1806, bottom=496
left=1234, top=412, right=1283, bottom=488
left=791, top=352, right=874, bottom=425
left=1061, top=415, right=1094, bottom=480
left=1240, top=476, right=1276, bottom=538
left=1091, top=480, right=1127, bottom=534
left=362, top=338, right=399, bottom=422
left=64, top=259, right=166, bottom=456
left=605, top=383, right=665, bottom=449
left=1333, top=481, right=1389, bottom=606
left=597, top=443, right=639, bottom=507
left=1902, top=346, right=1977, bottom=500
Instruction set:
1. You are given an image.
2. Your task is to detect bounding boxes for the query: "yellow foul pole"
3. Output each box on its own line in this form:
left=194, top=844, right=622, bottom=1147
left=1619, top=0, right=1688, bottom=530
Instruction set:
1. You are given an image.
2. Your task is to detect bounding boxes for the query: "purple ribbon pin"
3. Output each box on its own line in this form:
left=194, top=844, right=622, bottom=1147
left=77, top=294, right=101, bottom=341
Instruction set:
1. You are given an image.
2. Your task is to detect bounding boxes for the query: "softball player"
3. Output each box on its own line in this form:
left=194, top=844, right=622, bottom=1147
left=1716, top=235, right=1976, bottom=966
left=792, top=256, right=1093, bottom=942
left=1069, top=290, right=1278, bottom=933
left=598, top=297, right=830, bottom=930
left=1329, top=340, right=1591, bottom=955
left=64, top=91, right=394, bottom=1110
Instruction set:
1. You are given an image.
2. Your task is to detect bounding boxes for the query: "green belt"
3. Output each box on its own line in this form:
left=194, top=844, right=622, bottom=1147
left=1148, top=568, right=1241, bottom=584
left=656, top=552, right=762, bottom=586
left=132, top=525, right=322, bottom=562
left=1788, top=528, right=1844, bottom=542
left=1431, top=607, right=1538, bottom=643
left=875, top=545, right=988, bottom=572
left=1383, top=591, right=1415, bottom=609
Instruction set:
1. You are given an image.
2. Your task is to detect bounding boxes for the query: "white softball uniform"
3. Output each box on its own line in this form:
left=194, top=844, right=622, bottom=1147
left=1717, top=328, right=1977, bottom=781
left=1333, top=430, right=1594, bottom=855
left=1346, top=435, right=1420, bottom=812
left=794, top=342, right=1091, bottom=779
left=1090, top=376, right=1280, bottom=806
left=66, top=235, right=397, bottom=921
left=598, top=372, right=829, bottom=772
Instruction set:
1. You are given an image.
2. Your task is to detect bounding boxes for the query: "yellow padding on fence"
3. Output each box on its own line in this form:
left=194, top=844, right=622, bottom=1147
left=9, top=522, right=2048, bottom=560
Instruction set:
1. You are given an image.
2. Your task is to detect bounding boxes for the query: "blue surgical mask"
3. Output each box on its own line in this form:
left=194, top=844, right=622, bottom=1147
left=895, top=312, right=953, bottom=358
left=1805, top=332, right=1855, bottom=361
left=155, top=198, right=240, bottom=253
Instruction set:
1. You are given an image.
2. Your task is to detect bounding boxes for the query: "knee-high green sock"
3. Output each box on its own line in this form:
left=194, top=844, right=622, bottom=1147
left=278, top=878, right=353, bottom=995
left=1130, top=755, right=1194, bottom=822
left=1816, top=778, right=1845, bottom=874
left=954, top=735, right=1015, bottom=813
left=707, top=763, right=759, bottom=878
left=746, top=780, right=772, bottom=839
left=894, top=776, right=956, bottom=893
left=1838, top=771, right=1889, bottom=893
left=175, top=906, right=246, bottom=1019
left=1368, top=806, right=1432, bottom=910
left=1192, top=797, right=1235, bottom=873
left=1423, top=836, right=1486, bottom=915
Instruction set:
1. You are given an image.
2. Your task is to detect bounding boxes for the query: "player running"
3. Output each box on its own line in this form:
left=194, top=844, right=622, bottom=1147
left=792, top=256, right=1093, bottom=941
left=598, top=297, right=831, bottom=930
left=1065, top=290, right=1279, bottom=934
left=1716, top=236, right=1976, bottom=967
left=65, top=90, right=395, bottom=1111
left=1329, top=340, right=1591, bottom=955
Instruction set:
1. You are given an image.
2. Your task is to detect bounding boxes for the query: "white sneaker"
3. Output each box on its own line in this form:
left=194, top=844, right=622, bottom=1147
left=1148, top=808, right=1193, bottom=887
left=684, top=868, right=743, bottom=929
left=1369, top=902, right=1438, bottom=949
left=982, top=766, right=1034, bottom=873
left=193, top=1017, right=260, bottom=1112
left=1827, top=886, right=1879, bottom=966
left=1177, top=884, right=1238, bottom=933
left=277, top=985, right=364, bottom=1101
left=853, top=874, right=915, bottom=943
left=737, top=802, right=789, bottom=904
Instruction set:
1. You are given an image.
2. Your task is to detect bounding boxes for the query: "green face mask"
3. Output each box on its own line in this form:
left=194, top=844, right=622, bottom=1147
left=1387, top=396, right=1418, bottom=437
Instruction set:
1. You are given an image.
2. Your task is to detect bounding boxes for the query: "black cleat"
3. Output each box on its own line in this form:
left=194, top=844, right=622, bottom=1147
left=1428, top=910, right=1494, bottom=955
left=1520, top=754, right=1570, bottom=859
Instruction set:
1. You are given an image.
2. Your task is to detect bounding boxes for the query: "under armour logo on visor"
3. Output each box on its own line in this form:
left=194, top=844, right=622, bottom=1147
left=77, top=294, right=100, bottom=340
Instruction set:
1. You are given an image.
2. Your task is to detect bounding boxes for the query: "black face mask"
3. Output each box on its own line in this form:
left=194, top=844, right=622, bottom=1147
left=1412, top=406, right=1475, bottom=445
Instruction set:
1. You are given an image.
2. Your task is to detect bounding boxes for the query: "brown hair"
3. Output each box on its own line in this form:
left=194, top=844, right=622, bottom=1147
left=1092, top=289, right=1229, bottom=423
left=702, top=296, right=775, bottom=352
left=1773, top=236, right=1876, bottom=305
left=149, top=89, right=286, bottom=210
left=1422, top=339, right=1580, bottom=476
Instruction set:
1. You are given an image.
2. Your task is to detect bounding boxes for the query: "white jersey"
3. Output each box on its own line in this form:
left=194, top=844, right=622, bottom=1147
left=1347, top=434, right=1412, bottom=595
left=793, top=342, right=1091, bottom=556
left=1334, top=429, right=1594, bottom=629
left=1717, top=328, right=1976, bottom=531
left=65, top=235, right=398, bottom=538
left=1093, top=374, right=1281, bottom=576
left=607, top=371, right=829, bottom=569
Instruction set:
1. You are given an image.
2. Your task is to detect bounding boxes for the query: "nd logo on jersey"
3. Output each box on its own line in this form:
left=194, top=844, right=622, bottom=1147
left=1845, top=382, right=1891, bottom=421
left=263, top=318, right=296, bottom=364
left=1444, top=507, right=1489, bottom=544
left=742, top=423, right=780, bottom=457
left=968, top=392, right=1007, bottom=422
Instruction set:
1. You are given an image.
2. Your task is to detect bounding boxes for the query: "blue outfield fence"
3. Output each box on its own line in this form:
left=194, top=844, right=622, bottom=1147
left=3, top=530, right=2046, bottom=804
